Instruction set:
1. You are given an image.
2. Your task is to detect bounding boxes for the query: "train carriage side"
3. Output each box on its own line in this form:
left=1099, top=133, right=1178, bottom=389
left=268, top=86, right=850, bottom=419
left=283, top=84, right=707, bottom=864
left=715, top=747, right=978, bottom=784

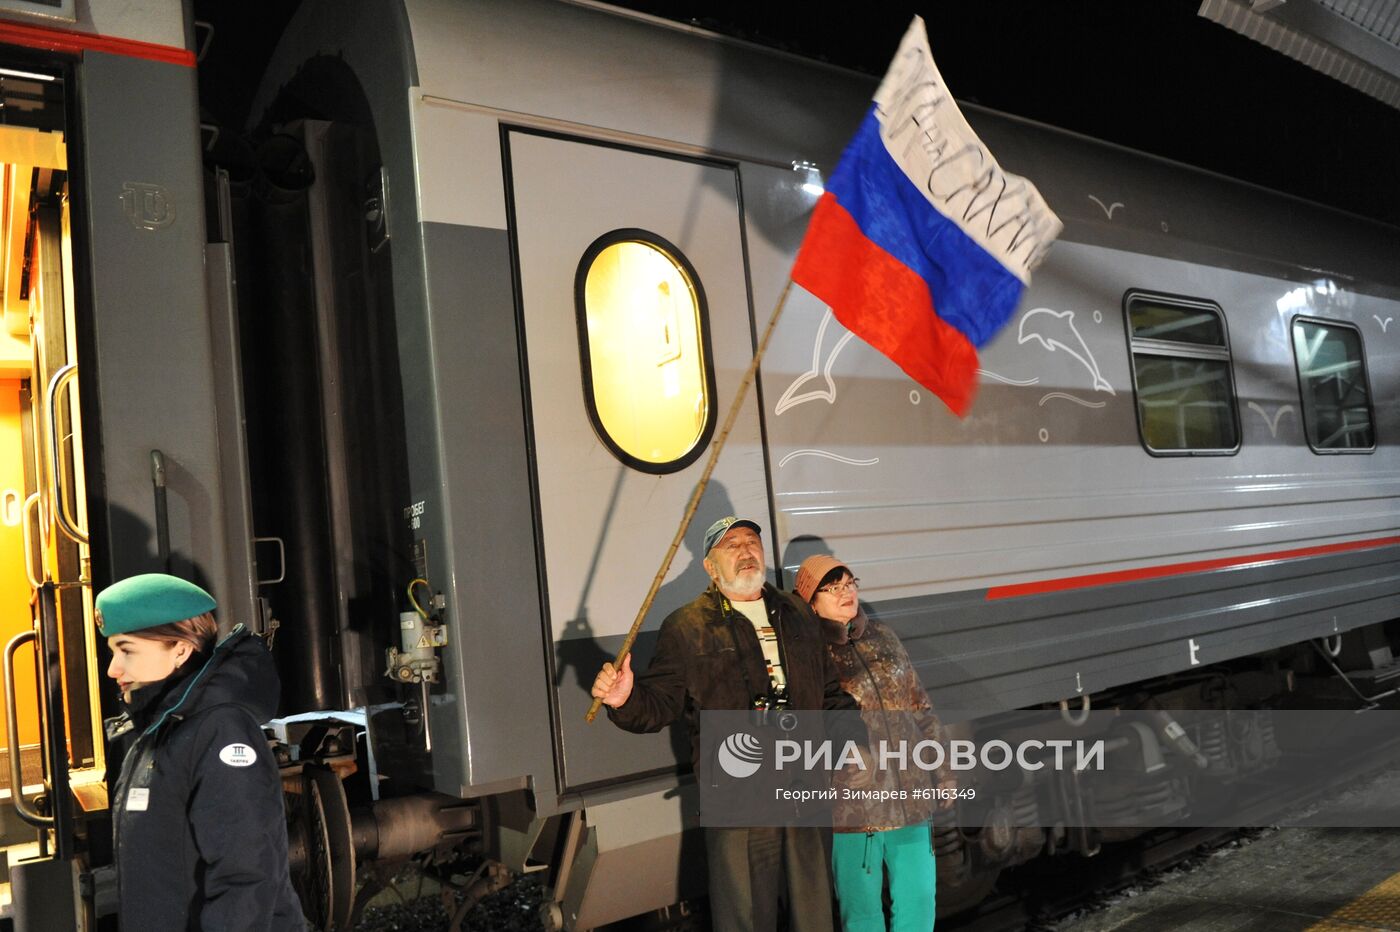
left=243, top=1, right=879, bottom=923
left=294, top=0, right=1400, bottom=800
left=247, top=0, right=876, bottom=807
left=243, top=0, right=1400, bottom=927
left=771, top=111, right=1400, bottom=714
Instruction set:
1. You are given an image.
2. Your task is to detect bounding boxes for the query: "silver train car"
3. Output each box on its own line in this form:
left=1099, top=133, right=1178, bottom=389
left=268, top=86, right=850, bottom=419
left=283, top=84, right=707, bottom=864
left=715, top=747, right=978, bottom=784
left=2, top=0, right=1399, bottom=928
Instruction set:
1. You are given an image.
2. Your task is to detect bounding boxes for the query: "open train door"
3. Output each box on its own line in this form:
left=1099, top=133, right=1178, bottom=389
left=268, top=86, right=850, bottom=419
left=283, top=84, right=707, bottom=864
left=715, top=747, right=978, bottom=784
left=0, top=68, right=105, bottom=929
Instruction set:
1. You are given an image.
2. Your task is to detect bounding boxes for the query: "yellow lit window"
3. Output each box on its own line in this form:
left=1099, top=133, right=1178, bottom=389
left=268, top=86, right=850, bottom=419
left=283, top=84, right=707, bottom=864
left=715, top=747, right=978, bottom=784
left=576, top=233, right=714, bottom=472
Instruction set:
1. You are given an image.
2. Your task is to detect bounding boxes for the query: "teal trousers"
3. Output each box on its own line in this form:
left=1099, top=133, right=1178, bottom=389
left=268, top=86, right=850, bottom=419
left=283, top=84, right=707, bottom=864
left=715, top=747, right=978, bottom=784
left=830, top=824, right=935, bottom=932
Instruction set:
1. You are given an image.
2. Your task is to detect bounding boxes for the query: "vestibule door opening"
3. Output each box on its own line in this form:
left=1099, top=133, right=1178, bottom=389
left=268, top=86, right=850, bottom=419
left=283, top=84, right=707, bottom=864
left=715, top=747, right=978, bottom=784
left=0, top=60, right=104, bottom=872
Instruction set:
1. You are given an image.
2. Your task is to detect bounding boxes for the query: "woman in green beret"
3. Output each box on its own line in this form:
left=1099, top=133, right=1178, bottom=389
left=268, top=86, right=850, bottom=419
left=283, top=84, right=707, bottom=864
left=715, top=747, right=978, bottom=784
left=97, top=572, right=303, bottom=930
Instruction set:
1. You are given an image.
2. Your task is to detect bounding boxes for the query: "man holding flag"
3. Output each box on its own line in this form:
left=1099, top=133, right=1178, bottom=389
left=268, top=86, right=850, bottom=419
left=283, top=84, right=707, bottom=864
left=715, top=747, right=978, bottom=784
left=592, top=516, right=855, bottom=932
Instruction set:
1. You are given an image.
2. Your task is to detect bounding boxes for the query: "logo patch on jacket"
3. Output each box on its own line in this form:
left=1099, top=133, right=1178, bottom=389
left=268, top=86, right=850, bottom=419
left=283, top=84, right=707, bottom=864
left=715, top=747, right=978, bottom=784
left=218, top=743, right=257, bottom=767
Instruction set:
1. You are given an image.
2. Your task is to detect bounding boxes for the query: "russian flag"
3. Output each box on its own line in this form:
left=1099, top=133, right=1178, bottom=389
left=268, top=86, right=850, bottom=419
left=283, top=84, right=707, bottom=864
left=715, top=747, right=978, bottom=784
left=792, top=17, right=1062, bottom=417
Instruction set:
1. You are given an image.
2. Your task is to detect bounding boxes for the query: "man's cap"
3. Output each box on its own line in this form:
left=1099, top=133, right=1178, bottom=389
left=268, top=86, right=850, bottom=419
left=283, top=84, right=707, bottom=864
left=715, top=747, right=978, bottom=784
left=794, top=554, right=850, bottom=602
left=703, top=516, right=762, bottom=555
left=95, top=573, right=217, bottom=636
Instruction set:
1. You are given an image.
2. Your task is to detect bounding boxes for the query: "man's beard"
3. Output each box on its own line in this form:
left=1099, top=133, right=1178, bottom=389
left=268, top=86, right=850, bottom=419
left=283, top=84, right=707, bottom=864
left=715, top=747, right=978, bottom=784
left=718, top=566, right=764, bottom=599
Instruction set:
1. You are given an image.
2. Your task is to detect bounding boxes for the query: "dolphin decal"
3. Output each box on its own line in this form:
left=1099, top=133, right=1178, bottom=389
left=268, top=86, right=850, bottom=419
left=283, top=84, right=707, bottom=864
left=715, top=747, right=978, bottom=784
left=1017, top=307, right=1114, bottom=394
left=775, top=310, right=856, bottom=414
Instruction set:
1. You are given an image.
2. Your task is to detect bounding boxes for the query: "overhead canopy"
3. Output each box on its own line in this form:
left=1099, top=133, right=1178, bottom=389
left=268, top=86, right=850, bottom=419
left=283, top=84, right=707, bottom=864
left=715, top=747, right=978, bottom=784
left=1200, top=0, right=1400, bottom=108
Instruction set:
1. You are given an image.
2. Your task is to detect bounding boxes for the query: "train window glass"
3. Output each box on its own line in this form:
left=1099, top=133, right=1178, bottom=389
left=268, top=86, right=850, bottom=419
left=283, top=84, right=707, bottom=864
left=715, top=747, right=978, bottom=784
left=1124, top=294, right=1240, bottom=455
left=1291, top=318, right=1375, bottom=452
left=1128, top=303, right=1224, bottom=346
left=575, top=231, right=715, bottom=473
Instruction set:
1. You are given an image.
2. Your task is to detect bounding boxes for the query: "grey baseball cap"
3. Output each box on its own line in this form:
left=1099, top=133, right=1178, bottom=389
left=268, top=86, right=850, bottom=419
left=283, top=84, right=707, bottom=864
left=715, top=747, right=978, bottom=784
left=703, top=516, right=762, bottom=555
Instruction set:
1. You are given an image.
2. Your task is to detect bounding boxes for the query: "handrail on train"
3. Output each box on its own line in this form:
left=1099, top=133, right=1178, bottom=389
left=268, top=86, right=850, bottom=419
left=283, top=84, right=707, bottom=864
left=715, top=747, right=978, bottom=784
left=46, top=364, right=87, bottom=546
left=21, top=492, right=46, bottom=589
left=4, top=630, right=51, bottom=828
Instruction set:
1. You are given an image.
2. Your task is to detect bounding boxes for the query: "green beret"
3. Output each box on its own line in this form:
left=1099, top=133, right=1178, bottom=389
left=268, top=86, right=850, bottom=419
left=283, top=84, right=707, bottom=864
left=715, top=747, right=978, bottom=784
left=95, top=573, right=217, bottom=636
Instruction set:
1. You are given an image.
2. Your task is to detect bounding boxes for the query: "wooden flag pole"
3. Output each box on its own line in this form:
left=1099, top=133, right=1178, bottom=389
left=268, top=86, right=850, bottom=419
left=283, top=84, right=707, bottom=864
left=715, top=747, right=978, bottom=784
left=586, top=277, right=797, bottom=723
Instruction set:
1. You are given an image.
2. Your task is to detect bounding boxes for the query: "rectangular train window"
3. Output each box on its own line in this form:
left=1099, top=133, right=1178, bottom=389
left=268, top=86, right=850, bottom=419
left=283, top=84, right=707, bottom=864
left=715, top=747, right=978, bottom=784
left=1124, top=293, right=1240, bottom=455
left=1291, top=318, right=1375, bottom=452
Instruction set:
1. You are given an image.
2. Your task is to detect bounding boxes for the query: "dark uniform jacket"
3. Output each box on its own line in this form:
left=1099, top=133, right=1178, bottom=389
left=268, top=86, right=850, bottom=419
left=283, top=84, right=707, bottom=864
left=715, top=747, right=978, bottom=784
left=822, top=609, right=952, bottom=832
left=106, top=625, right=303, bottom=931
left=608, top=583, right=860, bottom=766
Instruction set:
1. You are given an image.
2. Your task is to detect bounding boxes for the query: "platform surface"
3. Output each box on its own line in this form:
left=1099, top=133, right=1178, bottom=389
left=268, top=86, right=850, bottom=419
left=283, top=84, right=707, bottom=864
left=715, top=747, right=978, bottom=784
left=1053, top=826, right=1400, bottom=931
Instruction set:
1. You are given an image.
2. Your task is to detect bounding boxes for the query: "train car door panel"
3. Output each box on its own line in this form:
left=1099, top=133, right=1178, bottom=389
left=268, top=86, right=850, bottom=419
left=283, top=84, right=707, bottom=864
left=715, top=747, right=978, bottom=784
left=506, top=131, right=768, bottom=791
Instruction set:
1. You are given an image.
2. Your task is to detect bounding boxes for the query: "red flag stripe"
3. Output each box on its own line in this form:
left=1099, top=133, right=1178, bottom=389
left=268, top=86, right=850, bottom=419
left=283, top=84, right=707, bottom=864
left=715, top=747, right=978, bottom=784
left=793, top=193, right=980, bottom=416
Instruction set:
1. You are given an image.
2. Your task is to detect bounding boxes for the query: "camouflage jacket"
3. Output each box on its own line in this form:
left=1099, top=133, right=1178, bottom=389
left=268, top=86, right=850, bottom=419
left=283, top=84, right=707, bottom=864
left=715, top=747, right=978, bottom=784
left=823, top=609, right=952, bottom=832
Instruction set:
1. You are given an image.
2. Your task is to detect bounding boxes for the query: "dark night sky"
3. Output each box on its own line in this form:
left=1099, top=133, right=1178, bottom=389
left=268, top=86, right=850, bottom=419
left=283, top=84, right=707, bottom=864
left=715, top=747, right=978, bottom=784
left=196, top=1, right=1400, bottom=226
left=605, top=0, right=1400, bottom=226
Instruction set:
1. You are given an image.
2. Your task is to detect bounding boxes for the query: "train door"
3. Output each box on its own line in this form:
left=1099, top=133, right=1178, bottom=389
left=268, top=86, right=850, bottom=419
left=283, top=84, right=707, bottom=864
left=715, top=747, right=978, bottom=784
left=505, top=131, right=771, bottom=789
left=0, top=72, right=103, bottom=922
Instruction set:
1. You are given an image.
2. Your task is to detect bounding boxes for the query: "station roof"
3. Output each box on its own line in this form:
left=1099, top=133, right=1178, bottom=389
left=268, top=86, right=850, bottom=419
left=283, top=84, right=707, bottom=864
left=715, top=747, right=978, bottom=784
left=1200, top=0, right=1400, bottom=110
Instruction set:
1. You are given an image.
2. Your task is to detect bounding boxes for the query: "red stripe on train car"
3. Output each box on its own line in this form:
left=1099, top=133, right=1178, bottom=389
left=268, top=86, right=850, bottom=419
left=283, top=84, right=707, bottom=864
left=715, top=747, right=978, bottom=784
left=985, top=535, right=1400, bottom=601
left=0, top=20, right=194, bottom=67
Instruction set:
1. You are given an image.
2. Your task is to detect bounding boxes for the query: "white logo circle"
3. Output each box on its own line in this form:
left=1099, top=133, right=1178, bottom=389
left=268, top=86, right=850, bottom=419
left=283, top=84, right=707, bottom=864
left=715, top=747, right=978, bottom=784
left=717, top=732, right=764, bottom=779
left=218, top=742, right=257, bottom=767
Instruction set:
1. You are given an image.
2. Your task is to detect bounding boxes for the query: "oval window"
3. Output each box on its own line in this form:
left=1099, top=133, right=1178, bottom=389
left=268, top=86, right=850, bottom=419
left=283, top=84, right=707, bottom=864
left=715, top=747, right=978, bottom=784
left=575, top=231, right=716, bottom=473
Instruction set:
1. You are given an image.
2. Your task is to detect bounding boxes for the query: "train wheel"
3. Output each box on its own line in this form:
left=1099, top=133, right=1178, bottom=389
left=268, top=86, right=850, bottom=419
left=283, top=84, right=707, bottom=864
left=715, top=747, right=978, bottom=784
left=288, top=765, right=356, bottom=930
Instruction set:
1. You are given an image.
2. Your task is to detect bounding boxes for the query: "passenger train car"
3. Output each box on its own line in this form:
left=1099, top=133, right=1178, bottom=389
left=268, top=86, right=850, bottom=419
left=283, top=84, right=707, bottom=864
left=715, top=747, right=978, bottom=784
left=0, top=0, right=1396, bottom=928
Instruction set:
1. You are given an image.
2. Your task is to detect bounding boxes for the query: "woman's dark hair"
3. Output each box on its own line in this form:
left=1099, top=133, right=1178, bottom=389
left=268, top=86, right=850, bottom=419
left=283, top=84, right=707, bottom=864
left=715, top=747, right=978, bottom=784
left=815, top=566, right=851, bottom=594
left=126, top=612, right=218, bottom=654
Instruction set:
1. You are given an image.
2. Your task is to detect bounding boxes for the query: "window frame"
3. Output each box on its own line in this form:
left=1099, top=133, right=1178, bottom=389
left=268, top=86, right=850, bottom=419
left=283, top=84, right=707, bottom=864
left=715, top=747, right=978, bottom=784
left=1289, top=315, right=1377, bottom=455
left=573, top=228, right=719, bottom=475
left=1122, top=289, right=1242, bottom=457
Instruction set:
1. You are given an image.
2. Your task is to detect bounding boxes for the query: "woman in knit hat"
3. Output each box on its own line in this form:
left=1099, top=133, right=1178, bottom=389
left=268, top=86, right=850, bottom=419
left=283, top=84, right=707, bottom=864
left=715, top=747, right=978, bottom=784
left=97, top=572, right=303, bottom=930
left=794, top=555, right=952, bottom=932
